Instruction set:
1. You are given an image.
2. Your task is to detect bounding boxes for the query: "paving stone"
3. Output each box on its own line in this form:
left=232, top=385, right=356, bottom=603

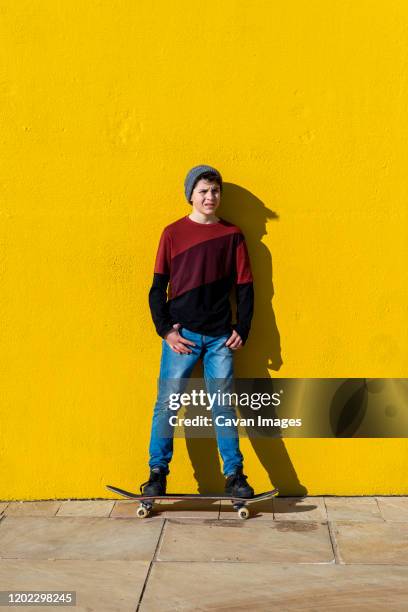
left=56, top=500, right=114, bottom=517
left=377, top=497, right=408, bottom=521
left=140, top=562, right=408, bottom=611
left=333, top=521, right=408, bottom=564
left=325, top=496, right=384, bottom=522
left=0, top=504, right=8, bottom=514
left=5, top=501, right=61, bottom=517
left=157, top=518, right=333, bottom=563
left=110, top=501, right=143, bottom=518
left=273, top=497, right=327, bottom=521
left=0, top=560, right=148, bottom=611
left=0, top=516, right=163, bottom=561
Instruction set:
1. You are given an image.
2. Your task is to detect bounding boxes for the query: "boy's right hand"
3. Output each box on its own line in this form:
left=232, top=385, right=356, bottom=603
left=164, top=323, right=196, bottom=354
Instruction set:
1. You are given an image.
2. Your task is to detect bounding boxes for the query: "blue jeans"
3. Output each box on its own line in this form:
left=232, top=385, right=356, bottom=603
left=148, top=327, right=244, bottom=477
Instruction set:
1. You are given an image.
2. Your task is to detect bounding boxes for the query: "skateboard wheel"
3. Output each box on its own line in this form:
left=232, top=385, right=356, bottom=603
left=237, top=506, right=250, bottom=520
left=136, top=505, right=149, bottom=519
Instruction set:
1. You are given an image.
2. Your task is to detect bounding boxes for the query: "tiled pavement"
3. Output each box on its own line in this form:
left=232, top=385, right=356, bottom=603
left=0, top=497, right=408, bottom=610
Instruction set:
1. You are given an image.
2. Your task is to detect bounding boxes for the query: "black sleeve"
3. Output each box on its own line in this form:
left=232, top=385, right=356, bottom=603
left=148, top=272, right=174, bottom=338
left=233, top=282, right=254, bottom=344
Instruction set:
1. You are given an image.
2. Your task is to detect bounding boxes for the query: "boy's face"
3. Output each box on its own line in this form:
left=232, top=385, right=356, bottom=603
left=190, top=179, right=221, bottom=215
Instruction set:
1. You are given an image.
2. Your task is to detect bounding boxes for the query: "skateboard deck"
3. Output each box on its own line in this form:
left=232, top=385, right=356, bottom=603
left=106, top=485, right=279, bottom=519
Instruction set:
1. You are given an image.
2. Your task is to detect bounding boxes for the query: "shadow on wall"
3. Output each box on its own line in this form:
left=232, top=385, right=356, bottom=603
left=184, top=183, right=308, bottom=497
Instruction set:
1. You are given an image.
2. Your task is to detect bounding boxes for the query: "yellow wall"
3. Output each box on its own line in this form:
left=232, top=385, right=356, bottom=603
left=1, top=1, right=407, bottom=500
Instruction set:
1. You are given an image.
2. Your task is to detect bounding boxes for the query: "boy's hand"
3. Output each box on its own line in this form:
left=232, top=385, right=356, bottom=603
left=164, top=323, right=196, bottom=354
left=225, top=329, right=243, bottom=350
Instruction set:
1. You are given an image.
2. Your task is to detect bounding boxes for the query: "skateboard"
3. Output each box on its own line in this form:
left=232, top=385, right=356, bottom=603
left=106, top=485, right=279, bottom=519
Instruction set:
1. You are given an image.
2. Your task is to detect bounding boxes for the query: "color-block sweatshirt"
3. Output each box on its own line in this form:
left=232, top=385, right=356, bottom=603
left=148, top=215, right=254, bottom=344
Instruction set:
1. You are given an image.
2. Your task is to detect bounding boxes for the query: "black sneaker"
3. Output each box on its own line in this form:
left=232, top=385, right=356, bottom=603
left=225, top=467, right=254, bottom=498
left=140, top=467, right=167, bottom=496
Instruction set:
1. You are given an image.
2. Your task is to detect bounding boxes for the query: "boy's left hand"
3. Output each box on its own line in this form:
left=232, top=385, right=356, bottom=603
left=225, top=329, right=243, bottom=350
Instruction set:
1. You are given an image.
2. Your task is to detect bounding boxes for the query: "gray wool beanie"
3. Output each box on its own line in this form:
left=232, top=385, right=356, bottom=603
left=184, top=165, right=223, bottom=203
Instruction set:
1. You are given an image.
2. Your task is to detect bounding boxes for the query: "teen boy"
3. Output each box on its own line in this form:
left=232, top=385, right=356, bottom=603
left=142, top=165, right=255, bottom=498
